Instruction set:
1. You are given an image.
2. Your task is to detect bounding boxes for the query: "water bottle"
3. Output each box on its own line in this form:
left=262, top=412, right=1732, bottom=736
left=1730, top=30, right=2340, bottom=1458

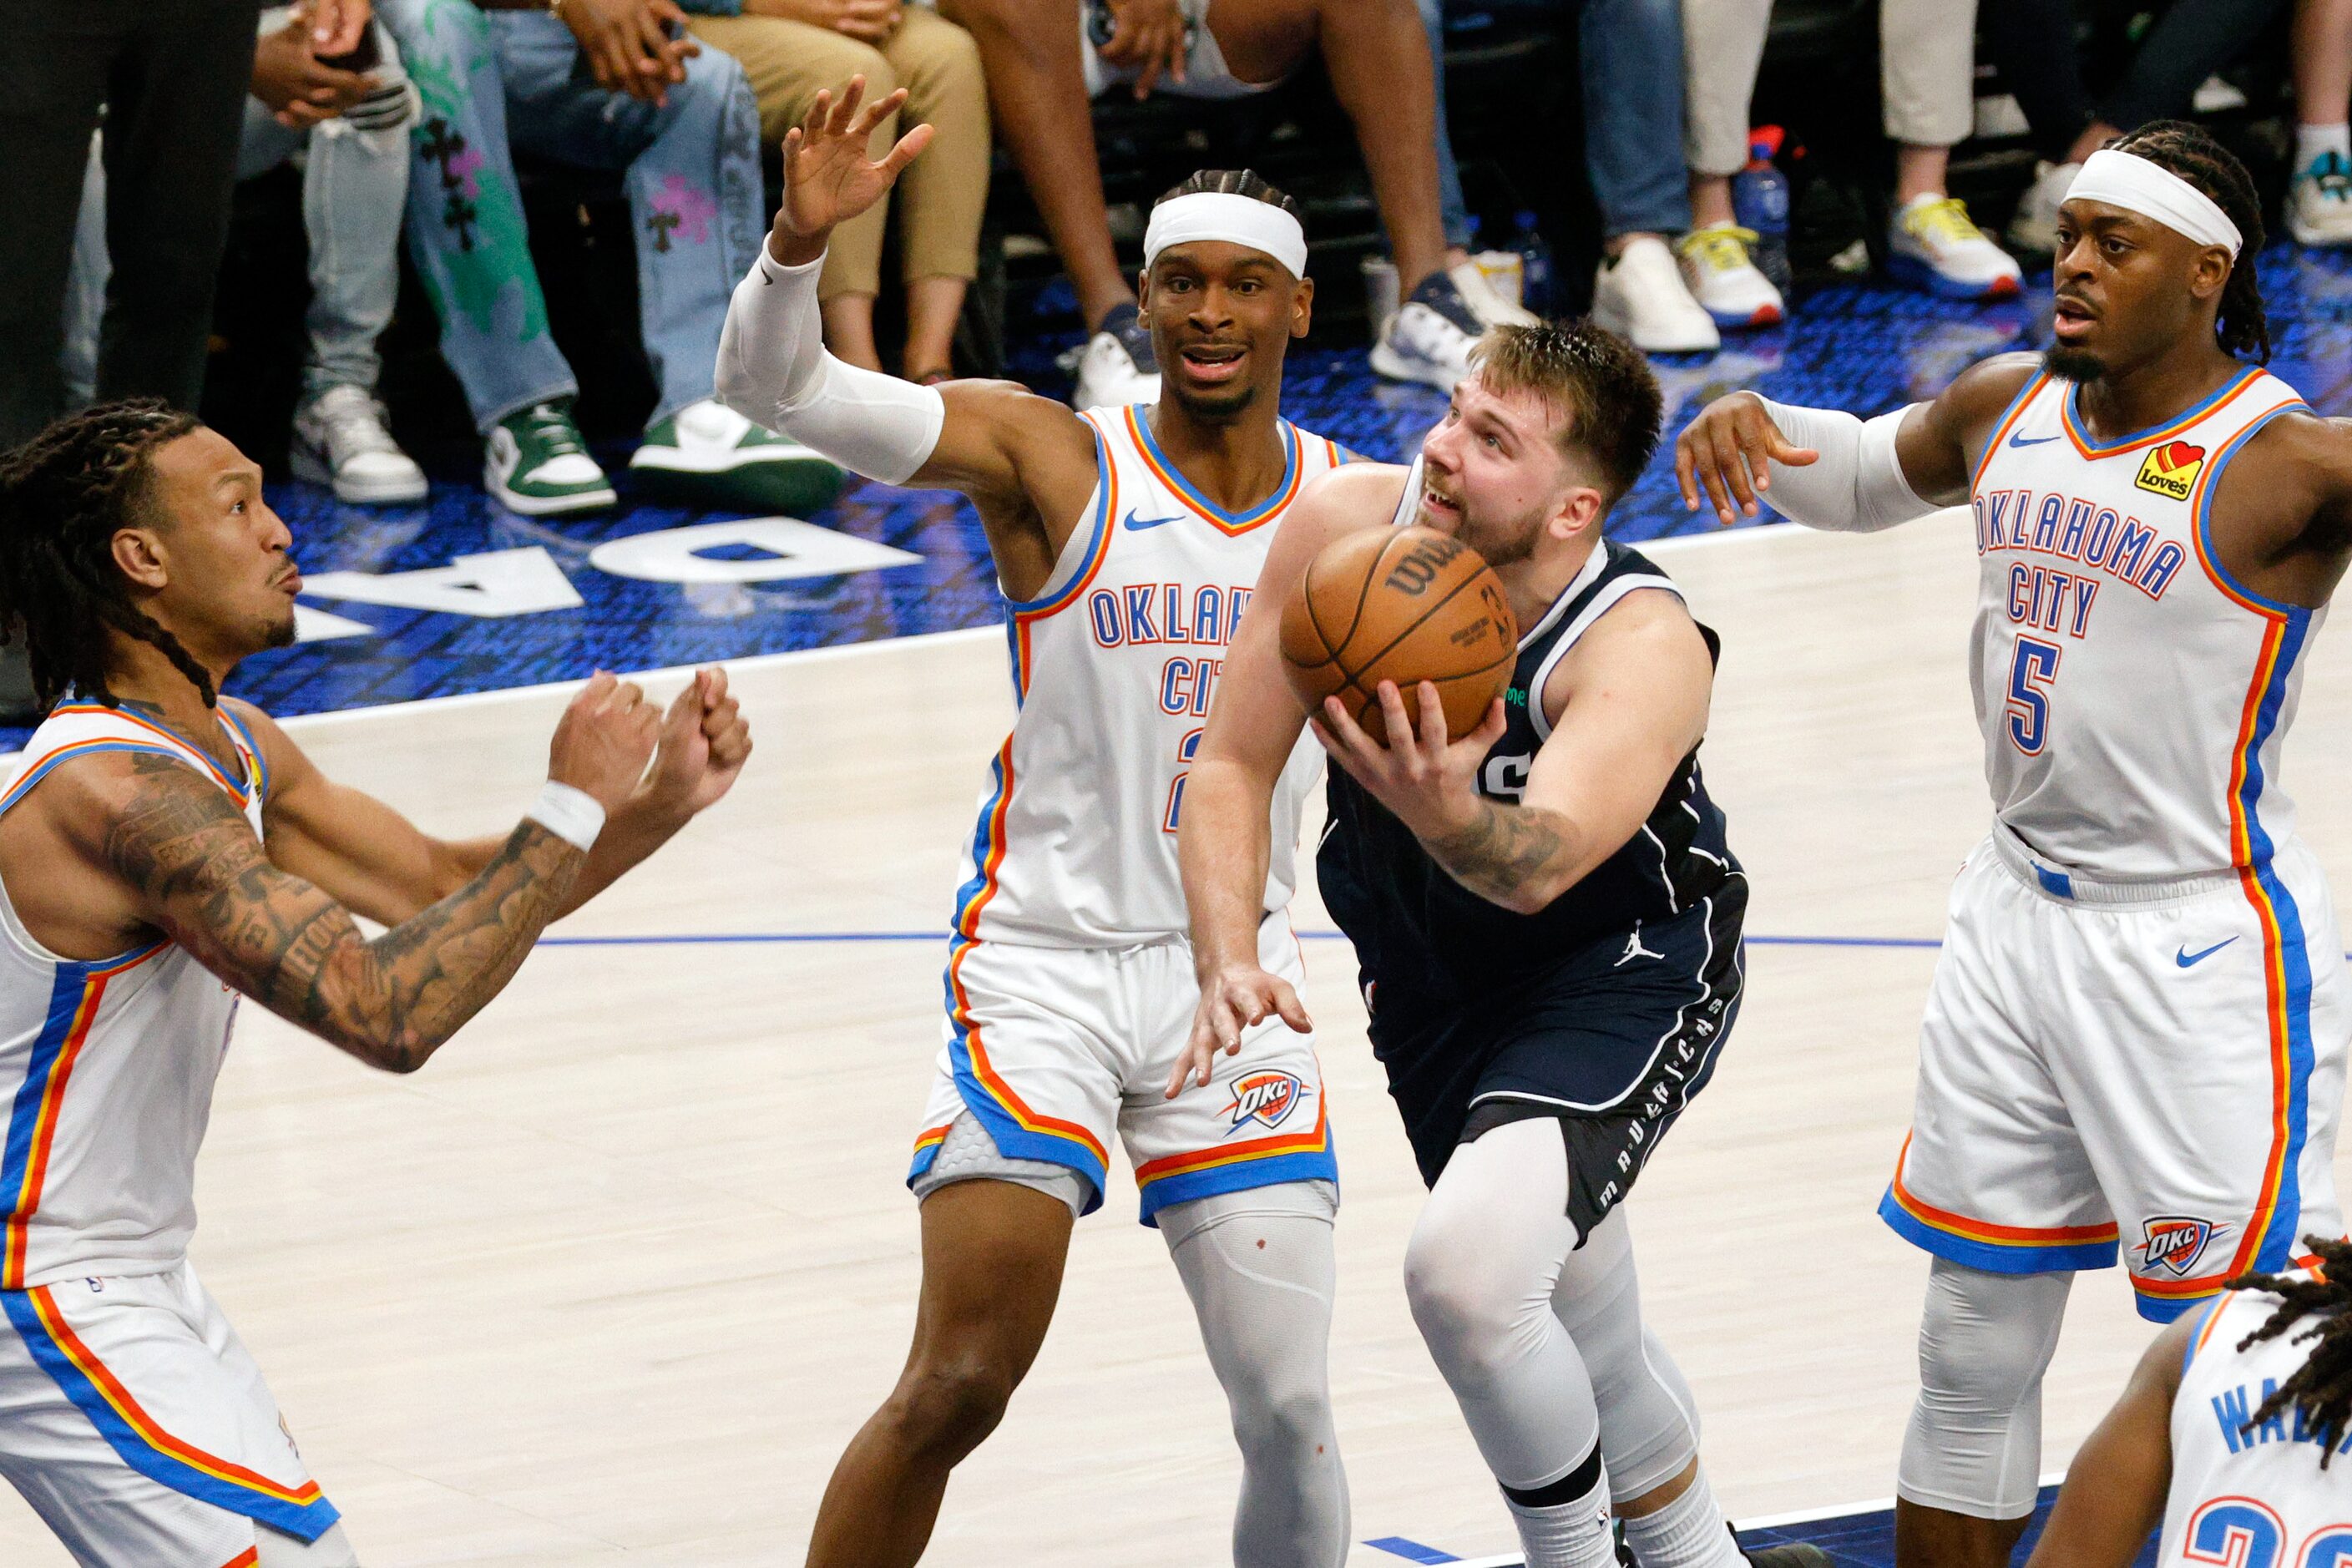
left=1510, top=210, right=1553, bottom=318
left=1732, top=127, right=1793, bottom=296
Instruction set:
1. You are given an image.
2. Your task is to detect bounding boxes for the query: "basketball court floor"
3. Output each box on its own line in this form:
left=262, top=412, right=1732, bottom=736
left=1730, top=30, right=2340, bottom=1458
left=3, top=249, right=2349, bottom=1563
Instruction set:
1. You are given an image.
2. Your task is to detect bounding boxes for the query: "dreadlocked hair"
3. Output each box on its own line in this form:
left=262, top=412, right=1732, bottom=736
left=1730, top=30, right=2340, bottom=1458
left=2106, top=120, right=2270, bottom=364
left=2228, top=1234, right=2352, bottom=1466
left=0, top=399, right=214, bottom=712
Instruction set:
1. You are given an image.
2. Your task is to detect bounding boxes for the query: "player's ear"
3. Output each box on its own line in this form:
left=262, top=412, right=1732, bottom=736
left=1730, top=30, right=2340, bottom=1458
left=110, top=526, right=170, bottom=593
left=1136, top=264, right=1154, bottom=327
left=1290, top=276, right=1314, bottom=339
left=2190, top=243, right=2233, bottom=303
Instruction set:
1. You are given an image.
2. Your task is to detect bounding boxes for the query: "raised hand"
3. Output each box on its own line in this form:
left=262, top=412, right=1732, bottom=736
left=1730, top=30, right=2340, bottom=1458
left=547, top=672, right=662, bottom=814
left=770, top=76, right=934, bottom=261
left=1673, top=389, right=1819, bottom=525
left=642, top=668, right=753, bottom=819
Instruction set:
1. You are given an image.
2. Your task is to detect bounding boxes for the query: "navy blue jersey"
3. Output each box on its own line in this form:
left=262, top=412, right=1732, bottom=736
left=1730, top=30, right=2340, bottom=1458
left=1317, top=513, right=1737, bottom=1011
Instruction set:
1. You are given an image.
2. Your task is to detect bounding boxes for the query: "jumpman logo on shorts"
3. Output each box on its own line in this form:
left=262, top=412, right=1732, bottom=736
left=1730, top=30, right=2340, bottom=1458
left=1616, top=925, right=1664, bottom=968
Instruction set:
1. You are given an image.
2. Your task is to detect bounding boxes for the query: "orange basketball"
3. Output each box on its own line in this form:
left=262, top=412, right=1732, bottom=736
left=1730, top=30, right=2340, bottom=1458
left=1279, top=526, right=1519, bottom=746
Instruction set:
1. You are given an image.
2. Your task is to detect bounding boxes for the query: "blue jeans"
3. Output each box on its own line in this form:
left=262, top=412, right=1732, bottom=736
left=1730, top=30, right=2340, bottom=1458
left=62, top=23, right=411, bottom=407
left=377, top=0, right=764, bottom=432
left=1427, top=0, right=1689, bottom=239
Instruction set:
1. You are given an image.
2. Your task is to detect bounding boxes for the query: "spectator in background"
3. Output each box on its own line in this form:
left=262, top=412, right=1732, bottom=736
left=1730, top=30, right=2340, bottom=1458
left=1679, top=0, right=1784, bottom=330
left=1983, top=0, right=2291, bottom=254
left=64, top=6, right=432, bottom=505
left=376, top=0, right=842, bottom=516
left=2289, top=0, right=2352, bottom=245
left=684, top=0, right=990, bottom=383
left=0, top=0, right=370, bottom=448
left=1879, top=0, right=2023, bottom=300
left=942, top=0, right=1533, bottom=408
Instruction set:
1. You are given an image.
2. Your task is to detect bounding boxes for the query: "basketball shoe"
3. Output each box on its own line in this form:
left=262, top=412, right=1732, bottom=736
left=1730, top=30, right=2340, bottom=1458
left=2290, top=150, right=2352, bottom=247
left=1888, top=195, right=2021, bottom=301
left=291, top=385, right=427, bottom=505
left=1676, top=225, right=1784, bottom=330
left=485, top=400, right=615, bottom=517
left=630, top=399, right=846, bottom=515
left=1069, top=301, right=1160, bottom=409
left=1592, top=235, right=1720, bottom=354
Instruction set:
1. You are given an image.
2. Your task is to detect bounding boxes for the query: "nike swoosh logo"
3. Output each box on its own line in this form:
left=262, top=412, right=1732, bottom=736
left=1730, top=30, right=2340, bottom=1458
left=2008, top=432, right=2061, bottom=448
left=2177, top=937, right=2239, bottom=968
left=1122, top=510, right=1185, bottom=531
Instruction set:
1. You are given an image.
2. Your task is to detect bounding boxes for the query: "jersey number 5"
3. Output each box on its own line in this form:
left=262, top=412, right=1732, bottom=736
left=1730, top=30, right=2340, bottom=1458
left=2006, top=636, right=2062, bottom=756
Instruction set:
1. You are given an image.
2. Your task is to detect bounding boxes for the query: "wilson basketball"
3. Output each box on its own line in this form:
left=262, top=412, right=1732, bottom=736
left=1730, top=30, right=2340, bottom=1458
left=1279, top=526, right=1519, bottom=746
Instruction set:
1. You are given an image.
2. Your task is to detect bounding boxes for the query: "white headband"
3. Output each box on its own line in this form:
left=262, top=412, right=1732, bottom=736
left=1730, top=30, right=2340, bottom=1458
left=1143, top=191, right=1309, bottom=280
left=2065, top=149, right=2243, bottom=257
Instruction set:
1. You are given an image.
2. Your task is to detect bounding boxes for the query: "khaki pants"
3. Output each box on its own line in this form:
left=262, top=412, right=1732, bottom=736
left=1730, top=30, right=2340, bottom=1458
left=1880, top=0, right=1979, bottom=148
left=690, top=6, right=989, bottom=301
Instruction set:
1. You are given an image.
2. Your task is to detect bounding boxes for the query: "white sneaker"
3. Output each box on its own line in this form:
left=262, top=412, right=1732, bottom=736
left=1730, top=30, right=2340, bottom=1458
left=1067, top=301, right=1160, bottom=410
left=1591, top=235, right=1719, bottom=353
left=484, top=400, right=616, bottom=517
left=1674, top=225, right=1784, bottom=330
left=291, top=384, right=427, bottom=504
left=630, top=398, right=846, bottom=514
left=1889, top=194, right=2023, bottom=301
left=2006, top=160, right=2081, bottom=255
left=1447, top=260, right=1540, bottom=327
left=1369, top=270, right=1489, bottom=390
left=2290, top=152, right=2352, bottom=248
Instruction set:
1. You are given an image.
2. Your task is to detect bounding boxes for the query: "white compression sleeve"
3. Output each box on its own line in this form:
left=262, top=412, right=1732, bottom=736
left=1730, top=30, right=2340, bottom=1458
left=714, top=245, right=945, bottom=486
left=1750, top=397, right=1937, bottom=533
left=1898, top=1256, right=2074, bottom=1519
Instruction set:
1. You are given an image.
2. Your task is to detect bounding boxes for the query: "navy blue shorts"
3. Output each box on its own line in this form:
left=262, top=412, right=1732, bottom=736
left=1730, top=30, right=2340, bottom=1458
left=1364, top=879, right=1747, bottom=1237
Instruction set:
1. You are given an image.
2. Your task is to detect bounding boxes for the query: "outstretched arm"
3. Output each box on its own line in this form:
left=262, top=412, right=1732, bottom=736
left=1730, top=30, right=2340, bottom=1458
left=1672, top=354, right=2041, bottom=528
left=1171, top=466, right=1399, bottom=1095
left=243, top=669, right=750, bottom=924
left=715, top=77, right=1096, bottom=594
left=2022, top=1315, right=2191, bottom=1568
left=66, top=675, right=665, bottom=1072
left=1314, top=590, right=1709, bottom=916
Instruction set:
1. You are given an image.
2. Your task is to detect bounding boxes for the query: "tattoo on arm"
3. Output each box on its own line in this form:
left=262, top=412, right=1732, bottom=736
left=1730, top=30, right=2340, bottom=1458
left=1423, top=800, right=1580, bottom=910
left=101, top=753, right=583, bottom=1072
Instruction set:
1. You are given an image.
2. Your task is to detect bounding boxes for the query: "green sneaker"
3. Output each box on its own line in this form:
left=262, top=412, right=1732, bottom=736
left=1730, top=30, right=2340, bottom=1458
left=484, top=401, right=616, bottom=517
left=628, top=399, right=846, bottom=515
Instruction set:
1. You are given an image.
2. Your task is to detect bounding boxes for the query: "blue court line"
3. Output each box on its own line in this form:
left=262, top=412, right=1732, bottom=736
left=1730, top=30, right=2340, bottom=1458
left=539, top=931, right=1950, bottom=949
left=1366, top=1540, right=1459, bottom=1565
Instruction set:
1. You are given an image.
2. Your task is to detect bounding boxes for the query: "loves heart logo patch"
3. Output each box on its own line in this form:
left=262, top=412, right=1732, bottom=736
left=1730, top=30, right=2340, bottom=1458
left=2135, top=440, right=2205, bottom=501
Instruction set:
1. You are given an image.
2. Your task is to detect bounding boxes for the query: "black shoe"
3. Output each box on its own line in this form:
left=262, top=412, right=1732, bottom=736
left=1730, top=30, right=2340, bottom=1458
left=1737, top=1534, right=1833, bottom=1568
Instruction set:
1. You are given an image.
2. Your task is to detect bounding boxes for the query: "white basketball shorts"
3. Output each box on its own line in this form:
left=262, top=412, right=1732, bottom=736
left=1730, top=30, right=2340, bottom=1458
left=0, top=1261, right=339, bottom=1565
left=909, top=917, right=1337, bottom=1224
left=1881, top=830, right=2349, bottom=1321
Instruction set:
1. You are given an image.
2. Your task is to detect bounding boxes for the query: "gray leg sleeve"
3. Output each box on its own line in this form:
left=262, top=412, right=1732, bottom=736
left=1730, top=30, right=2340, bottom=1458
left=1550, top=1207, right=1703, bottom=1503
left=1161, top=1181, right=1349, bottom=1568
left=909, top=1110, right=1090, bottom=1218
left=256, top=1522, right=362, bottom=1567
left=1897, top=1257, right=2073, bottom=1519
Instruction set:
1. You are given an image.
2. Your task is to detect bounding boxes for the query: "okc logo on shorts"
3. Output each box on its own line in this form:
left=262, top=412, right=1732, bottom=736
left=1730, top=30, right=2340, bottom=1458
left=1223, top=1071, right=1305, bottom=1134
left=2140, top=1215, right=2219, bottom=1277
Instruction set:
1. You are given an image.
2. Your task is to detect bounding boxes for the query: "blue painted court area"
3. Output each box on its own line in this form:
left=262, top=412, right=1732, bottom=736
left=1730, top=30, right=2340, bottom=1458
left=14, top=246, right=2351, bottom=753
left=1366, top=1485, right=2157, bottom=1568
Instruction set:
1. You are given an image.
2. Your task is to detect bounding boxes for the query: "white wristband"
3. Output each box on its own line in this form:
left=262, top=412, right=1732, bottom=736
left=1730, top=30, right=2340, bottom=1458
left=526, top=780, right=606, bottom=853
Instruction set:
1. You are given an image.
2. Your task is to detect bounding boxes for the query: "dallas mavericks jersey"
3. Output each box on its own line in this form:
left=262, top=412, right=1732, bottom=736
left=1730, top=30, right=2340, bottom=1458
left=953, top=406, right=1349, bottom=947
left=1318, top=459, right=1736, bottom=1002
left=2160, top=1277, right=2352, bottom=1562
left=0, top=702, right=268, bottom=1288
left=1970, top=366, right=2318, bottom=879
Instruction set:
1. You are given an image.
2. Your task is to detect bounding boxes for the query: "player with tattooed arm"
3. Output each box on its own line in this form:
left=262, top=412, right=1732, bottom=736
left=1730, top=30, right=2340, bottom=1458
left=0, top=402, right=751, bottom=1566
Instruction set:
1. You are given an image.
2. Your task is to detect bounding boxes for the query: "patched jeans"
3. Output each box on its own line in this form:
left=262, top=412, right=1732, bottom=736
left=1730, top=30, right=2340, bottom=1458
left=377, top=0, right=764, bottom=432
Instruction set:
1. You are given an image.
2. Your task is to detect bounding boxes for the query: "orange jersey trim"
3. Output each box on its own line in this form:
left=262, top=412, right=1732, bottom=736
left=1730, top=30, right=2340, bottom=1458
left=1887, top=1136, right=2121, bottom=1247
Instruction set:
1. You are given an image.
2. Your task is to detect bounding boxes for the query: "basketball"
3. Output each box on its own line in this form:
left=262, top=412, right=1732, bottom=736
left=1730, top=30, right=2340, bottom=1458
left=1278, top=525, right=1520, bottom=746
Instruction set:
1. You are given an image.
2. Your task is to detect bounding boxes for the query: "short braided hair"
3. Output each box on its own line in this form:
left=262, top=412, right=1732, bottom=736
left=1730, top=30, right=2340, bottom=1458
left=2228, top=1235, right=2352, bottom=1467
left=1157, top=168, right=1299, bottom=217
left=0, top=400, right=215, bottom=711
left=2106, top=120, right=2271, bottom=363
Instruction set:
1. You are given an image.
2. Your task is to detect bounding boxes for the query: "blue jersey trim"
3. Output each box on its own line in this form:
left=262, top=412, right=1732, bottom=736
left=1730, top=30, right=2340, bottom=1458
left=1135, top=412, right=1300, bottom=527
left=2063, top=364, right=2260, bottom=455
left=2194, top=403, right=2318, bottom=618
left=1134, top=1146, right=1340, bottom=1227
left=1877, top=1190, right=2122, bottom=1274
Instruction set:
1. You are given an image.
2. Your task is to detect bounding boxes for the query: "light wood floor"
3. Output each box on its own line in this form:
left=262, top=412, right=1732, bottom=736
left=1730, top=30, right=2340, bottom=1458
left=5, top=513, right=2348, bottom=1565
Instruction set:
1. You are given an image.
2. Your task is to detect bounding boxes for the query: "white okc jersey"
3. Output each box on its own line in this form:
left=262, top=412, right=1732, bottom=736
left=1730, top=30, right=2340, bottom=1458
left=2160, top=1278, right=2352, bottom=1564
left=1971, top=366, right=2316, bottom=880
left=954, top=405, right=1347, bottom=947
left=0, top=702, right=267, bottom=1288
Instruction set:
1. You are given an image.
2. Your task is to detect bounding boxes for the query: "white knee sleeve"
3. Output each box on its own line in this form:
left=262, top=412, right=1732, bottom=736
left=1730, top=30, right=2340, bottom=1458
left=256, top=1522, right=361, bottom=1568
left=1550, top=1209, right=1702, bottom=1503
left=1898, top=1257, right=2074, bottom=1519
left=1162, top=1181, right=1349, bottom=1568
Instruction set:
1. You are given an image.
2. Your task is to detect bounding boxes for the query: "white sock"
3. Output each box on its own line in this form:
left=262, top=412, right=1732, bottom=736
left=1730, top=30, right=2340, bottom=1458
left=1503, top=1446, right=1616, bottom=1568
left=2298, top=123, right=2351, bottom=172
left=1621, top=1468, right=1745, bottom=1568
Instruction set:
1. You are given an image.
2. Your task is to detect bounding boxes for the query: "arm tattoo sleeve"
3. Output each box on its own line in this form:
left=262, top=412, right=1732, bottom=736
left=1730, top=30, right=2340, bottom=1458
left=1422, top=799, right=1581, bottom=911
left=101, top=752, right=584, bottom=1071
